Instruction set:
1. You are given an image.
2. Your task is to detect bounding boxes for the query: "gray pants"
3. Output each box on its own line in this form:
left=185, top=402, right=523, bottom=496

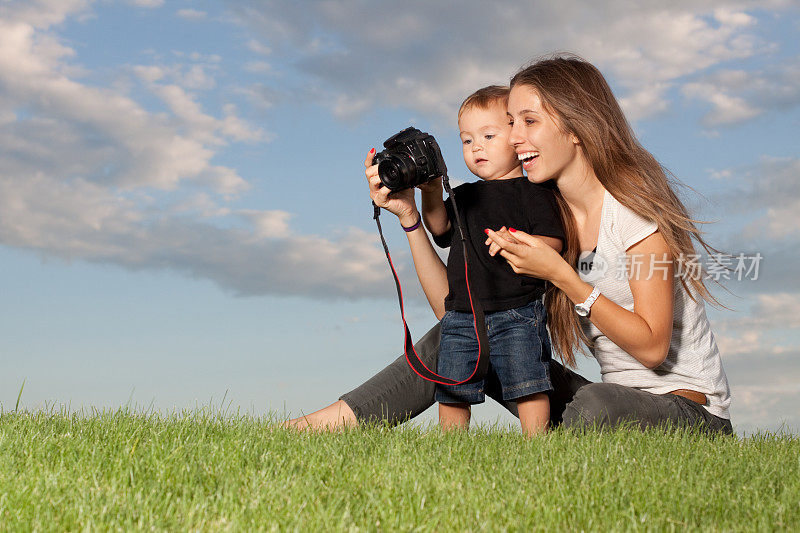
left=340, top=323, right=733, bottom=434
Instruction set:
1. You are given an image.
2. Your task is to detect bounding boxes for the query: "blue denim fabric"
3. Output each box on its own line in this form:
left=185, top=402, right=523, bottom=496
left=435, top=299, right=553, bottom=404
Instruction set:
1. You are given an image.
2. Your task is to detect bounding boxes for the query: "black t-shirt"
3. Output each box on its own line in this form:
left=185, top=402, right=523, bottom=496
left=432, top=177, right=565, bottom=312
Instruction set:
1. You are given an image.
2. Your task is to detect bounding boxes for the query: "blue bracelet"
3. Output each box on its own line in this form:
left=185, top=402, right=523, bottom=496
left=401, top=216, right=422, bottom=232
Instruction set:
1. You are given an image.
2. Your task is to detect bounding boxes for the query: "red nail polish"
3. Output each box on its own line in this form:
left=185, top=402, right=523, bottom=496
left=370, top=148, right=375, bottom=154
left=484, top=228, right=489, bottom=234
left=509, top=227, right=517, bottom=232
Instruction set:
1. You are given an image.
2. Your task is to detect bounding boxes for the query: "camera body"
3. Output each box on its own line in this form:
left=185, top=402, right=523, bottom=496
left=372, top=127, right=447, bottom=191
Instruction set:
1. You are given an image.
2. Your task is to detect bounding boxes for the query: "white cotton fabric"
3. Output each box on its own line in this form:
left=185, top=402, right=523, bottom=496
left=579, top=190, right=731, bottom=419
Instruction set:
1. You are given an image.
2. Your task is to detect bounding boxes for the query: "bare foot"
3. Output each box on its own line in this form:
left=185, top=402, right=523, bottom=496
left=282, top=400, right=357, bottom=431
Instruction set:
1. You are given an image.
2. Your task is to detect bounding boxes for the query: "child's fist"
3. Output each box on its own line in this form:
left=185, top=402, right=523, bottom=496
left=417, top=176, right=443, bottom=194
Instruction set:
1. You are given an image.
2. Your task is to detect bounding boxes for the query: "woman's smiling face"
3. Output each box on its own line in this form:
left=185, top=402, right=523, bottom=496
left=507, top=84, right=582, bottom=184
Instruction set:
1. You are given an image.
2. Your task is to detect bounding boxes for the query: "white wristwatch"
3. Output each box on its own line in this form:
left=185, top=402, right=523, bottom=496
left=575, top=286, right=601, bottom=317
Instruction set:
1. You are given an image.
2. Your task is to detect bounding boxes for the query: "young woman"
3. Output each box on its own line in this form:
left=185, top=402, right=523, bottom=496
left=287, top=54, right=732, bottom=434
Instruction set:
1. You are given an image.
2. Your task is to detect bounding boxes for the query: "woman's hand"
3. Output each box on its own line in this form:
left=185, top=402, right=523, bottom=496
left=364, top=149, right=418, bottom=227
left=485, top=227, right=570, bottom=283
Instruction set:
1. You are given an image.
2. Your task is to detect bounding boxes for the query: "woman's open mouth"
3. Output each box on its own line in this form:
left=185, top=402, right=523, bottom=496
left=518, top=151, right=539, bottom=170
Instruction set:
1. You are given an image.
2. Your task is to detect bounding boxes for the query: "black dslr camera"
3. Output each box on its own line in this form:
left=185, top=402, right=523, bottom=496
left=372, top=127, right=447, bottom=191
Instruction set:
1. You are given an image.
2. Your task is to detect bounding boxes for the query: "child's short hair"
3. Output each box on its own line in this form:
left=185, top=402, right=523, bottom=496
left=457, top=85, right=510, bottom=120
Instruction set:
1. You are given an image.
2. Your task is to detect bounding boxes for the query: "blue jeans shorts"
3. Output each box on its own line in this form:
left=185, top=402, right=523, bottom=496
left=435, top=299, right=553, bottom=404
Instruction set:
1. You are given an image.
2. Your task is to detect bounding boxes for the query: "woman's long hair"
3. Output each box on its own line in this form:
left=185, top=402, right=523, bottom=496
left=510, top=54, right=728, bottom=367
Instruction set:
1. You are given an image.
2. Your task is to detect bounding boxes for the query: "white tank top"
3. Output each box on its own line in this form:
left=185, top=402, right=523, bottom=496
left=578, top=190, right=731, bottom=419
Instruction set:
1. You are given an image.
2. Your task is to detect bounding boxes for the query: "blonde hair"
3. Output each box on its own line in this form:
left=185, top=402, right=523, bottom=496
left=510, top=54, right=728, bottom=367
left=457, top=85, right=509, bottom=120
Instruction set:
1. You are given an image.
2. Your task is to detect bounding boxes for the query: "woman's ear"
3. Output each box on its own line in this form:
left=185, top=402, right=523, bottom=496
left=571, top=133, right=580, bottom=145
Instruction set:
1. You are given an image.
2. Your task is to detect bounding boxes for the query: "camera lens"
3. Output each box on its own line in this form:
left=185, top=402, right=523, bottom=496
left=378, top=154, right=416, bottom=191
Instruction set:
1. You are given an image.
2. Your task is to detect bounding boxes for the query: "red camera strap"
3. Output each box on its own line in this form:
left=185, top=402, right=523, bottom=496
left=373, top=176, right=490, bottom=385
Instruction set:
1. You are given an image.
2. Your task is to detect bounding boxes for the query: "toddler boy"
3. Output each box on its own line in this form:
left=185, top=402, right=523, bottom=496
left=421, top=86, right=565, bottom=436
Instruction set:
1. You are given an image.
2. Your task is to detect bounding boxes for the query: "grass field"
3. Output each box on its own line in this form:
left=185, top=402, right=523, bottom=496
left=0, top=408, right=798, bottom=531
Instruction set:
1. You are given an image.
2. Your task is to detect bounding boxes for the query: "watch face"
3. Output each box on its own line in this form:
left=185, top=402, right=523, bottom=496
left=575, top=304, right=589, bottom=317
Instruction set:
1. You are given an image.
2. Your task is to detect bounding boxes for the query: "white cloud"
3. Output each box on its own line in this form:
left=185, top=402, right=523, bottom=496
left=711, top=289, right=800, bottom=360
left=181, top=64, right=216, bottom=90
left=683, top=80, right=762, bottom=125
left=709, top=169, right=733, bottom=180
left=0, top=0, right=90, bottom=28
left=126, top=0, right=163, bottom=8
left=246, top=39, right=271, bottom=56
left=732, top=382, right=800, bottom=434
left=0, top=2, right=408, bottom=302
left=134, top=61, right=218, bottom=91
left=719, top=157, right=800, bottom=242
left=619, top=83, right=671, bottom=122
left=176, top=9, right=206, bottom=20
left=723, top=350, right=800, bottom=433
left=243, top=61, right=272, bottom=74
left=710, top=294, right=800, bottom=432
left=750, top=293, right=800, bottom=329
left=230, top=1, right=785, bottom=122
left=132, top=64, right=165, bottom=83
left=682, top=59, right=800, bottom=126
left=0, top=15, right=252, bottom=193
left=0, top=171, right=400, bottom=299
left=239, top=210, right=292, bottom=239
left=219, top=103, right=269, bottom=142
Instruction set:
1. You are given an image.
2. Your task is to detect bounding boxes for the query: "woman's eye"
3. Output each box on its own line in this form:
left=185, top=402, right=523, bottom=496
left=525, top=118, right=536, bottom=125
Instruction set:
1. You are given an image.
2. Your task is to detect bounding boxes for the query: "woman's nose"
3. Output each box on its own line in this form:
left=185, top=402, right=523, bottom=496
left=508, top=123, right=523, bottom=146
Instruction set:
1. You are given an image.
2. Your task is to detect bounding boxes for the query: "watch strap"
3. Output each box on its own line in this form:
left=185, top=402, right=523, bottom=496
left=576, top=286, right=601, bottom=316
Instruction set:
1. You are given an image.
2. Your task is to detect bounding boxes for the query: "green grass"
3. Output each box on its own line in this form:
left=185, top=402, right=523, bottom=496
left=0, top=408, right=798, bottom=531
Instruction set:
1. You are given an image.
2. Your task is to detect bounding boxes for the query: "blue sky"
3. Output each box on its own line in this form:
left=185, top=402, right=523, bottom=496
left=0, top=0, right=798, bottom=434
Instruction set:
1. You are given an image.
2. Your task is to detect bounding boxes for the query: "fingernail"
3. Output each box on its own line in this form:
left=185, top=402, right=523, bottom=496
left=509, top=227, right=517, bottom=232
left=369, top=148, right=375, bottom=154
left=484, top=228, right=489, bottom=234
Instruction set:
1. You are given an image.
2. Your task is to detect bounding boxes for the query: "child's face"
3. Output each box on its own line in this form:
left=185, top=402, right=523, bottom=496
left=458, top=103, right=522, bottom=181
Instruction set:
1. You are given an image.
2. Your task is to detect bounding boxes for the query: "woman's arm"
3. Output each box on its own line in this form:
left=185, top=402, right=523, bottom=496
left=364, top=151, right=449, bottom=320
left=486, top=228, right=674, bottom=369
left=403, top=220, right=449, bottom=320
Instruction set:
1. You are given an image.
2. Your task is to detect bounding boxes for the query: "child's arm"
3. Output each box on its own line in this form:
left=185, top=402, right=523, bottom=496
left=418, top=177, right=451, bottom=237
left=531, top=235, right=563, bottom=254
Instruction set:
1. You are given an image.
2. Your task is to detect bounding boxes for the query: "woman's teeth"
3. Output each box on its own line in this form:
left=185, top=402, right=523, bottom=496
left=517, top=151, right=539, bottom=162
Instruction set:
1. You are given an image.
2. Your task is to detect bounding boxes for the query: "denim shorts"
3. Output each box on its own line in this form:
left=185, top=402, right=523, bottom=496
left=435, top=299, right=553, bottom=404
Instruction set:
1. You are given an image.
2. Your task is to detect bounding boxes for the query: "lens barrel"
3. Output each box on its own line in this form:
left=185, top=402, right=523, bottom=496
left=378, top=154, right=416, bottom=191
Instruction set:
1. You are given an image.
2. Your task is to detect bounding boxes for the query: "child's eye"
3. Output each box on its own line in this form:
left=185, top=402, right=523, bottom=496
left=484, top=134, right=495, bottom=140
left=462, top=139, right=472, bottom=145
left=507, top=119, right=514, bottom=126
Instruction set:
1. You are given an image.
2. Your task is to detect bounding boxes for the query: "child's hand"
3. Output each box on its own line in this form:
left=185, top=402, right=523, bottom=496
left=417, top=176, right=443, bottom=195
left=364, top=149, right=419, bottom=227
